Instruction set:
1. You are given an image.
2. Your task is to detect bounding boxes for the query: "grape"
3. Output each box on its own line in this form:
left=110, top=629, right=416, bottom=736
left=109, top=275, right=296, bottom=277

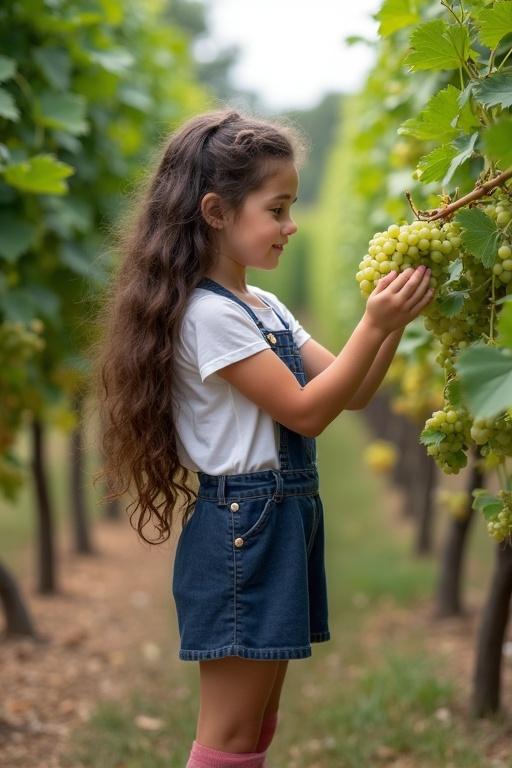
left=355, top=219, right=461, bottom=299
left=485, top=491, right=512, bottom=542
left=471, top=413, right=512, bottom=458
left=363, top=440, right=398, bottom=473
left=421, top=404, right=472, bottom=474
left=436, top=489, right=471, bottom=520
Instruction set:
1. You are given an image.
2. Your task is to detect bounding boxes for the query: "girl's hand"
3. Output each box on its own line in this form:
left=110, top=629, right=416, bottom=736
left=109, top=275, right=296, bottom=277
left=364, top=266, right=434, bottom=334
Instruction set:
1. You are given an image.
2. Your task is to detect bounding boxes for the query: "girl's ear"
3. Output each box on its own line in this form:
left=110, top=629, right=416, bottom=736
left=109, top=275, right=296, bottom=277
left=200, top=192, right=228, bottom=230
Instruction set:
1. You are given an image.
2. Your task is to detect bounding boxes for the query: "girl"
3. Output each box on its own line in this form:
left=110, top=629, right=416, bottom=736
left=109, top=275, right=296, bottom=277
left=95, top=108, right=433, bottom=768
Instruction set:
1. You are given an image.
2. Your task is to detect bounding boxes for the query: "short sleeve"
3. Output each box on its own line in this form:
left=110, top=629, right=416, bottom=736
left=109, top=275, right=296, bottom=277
left=253, top=287, right=311, bottom=349
left=182, top=296, right=270, bottom=383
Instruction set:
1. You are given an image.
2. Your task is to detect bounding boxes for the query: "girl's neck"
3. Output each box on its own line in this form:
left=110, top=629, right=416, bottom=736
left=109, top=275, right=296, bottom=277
left=203, top=267, right=248, bottom=295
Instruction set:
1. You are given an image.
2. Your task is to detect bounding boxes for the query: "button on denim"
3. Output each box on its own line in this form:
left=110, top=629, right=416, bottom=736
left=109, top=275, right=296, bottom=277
left=172, top=277, right=330, bottom=661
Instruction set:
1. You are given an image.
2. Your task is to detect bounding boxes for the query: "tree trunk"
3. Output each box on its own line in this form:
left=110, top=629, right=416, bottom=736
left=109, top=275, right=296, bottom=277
left=414, top=447, right=437, bottom=555
left=472, top=541, right=512, bottom=717
left=0, top=562, right=38, bottom=638
left=31, top=418, right=57, bottom=594
left=435, top=457, right=481, bottom=618
left=70, top=395, right=94, bottom=554
left=400, top=421, right=421, bottom=520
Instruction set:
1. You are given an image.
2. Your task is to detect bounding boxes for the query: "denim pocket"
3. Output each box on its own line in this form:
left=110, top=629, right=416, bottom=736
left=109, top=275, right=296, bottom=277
left=233, top=495, right=276, bottom=542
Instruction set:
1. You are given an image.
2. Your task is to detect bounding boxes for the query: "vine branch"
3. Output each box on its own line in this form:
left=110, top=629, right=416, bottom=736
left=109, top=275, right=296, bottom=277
left=405, top=168, right=512, bottom=221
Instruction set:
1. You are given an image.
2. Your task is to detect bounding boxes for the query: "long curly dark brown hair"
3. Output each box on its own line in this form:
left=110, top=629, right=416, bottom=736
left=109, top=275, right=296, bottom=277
left=90, top=107, right=308, bottom=545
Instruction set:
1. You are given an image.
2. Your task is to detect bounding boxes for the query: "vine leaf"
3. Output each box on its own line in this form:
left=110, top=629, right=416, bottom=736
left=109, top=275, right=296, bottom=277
left=405, top=19, right=473, bottom=71
left=473, top=72, right=512, bottom=109
left=4, top=154, right=74, bottom=195
left=455, top=344, right=512, bottom=419
left=454, top=208, right=500, bottom=268
left=497, top=301, right=512, bottom=349
left=472, top=490, right=503, bottom=520
left=33, top=47, right=71, bottom=91
left=420, top=428, right=446, bottom=447
left=476, top=0, right=512, bottom=48
left=0, top=212, right=36, bottom=262
left=376, top=0, right=420, bottom=37
left=482, top=117, right=512, bottom=168
left=0, top=55, right=16, bottom=83
left=0, top=88, right=19, bottom=121
left=35, top=91, right=88, bottom=136
left=442, top=132, right=479, bottom=186
left=437, top=291, right=467, bottom=317
left=445, top=378, right=463, bottom=408
left=399, top=85, right=462, bottom=142
left=417, top=144, right=457, bottom=183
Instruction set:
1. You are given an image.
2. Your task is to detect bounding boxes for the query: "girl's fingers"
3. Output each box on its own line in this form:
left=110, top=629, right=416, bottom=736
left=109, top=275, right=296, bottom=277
left=403, top=271, right=432, bottom=310
left=396, top=266, right=430, bottom=298
left=408, top=286, right=435, bottom=315
left=388, top=267, right=417, bottom=293
left=374, top=270, right=398, bottom=293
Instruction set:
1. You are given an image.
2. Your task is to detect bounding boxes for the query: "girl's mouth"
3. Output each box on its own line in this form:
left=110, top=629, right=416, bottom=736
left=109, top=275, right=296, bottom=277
left=272, top=244, right=283, bottom=252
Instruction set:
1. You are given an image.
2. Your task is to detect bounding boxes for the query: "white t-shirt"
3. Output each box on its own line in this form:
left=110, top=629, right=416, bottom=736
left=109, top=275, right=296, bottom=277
left=173, top=284, right=311, bottom=475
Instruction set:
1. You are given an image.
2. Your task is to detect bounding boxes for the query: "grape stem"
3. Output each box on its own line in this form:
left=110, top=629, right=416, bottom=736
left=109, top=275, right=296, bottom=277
left=405, top=168, right=512, bottom=222
left=490, top=274, right=496, bottom=343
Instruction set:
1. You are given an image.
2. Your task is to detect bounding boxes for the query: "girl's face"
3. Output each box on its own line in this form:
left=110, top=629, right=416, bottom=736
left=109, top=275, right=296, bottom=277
left=219, top=160, right=299, bottom=270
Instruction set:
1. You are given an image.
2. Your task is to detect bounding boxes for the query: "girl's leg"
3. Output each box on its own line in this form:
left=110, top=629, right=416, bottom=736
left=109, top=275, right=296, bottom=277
left=256, top=660, right=288, bottom=751
left=195, top=657, right=285, bottom=753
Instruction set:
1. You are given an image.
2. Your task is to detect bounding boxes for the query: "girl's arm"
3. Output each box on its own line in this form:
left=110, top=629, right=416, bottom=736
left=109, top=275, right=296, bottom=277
left=216, top=267, right=432, bottom=438
left=300, top=327, right=404, bottom=410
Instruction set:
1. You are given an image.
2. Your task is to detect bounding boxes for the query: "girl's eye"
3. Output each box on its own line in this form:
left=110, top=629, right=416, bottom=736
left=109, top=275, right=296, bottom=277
left=271, top=208, right=282, bottom=216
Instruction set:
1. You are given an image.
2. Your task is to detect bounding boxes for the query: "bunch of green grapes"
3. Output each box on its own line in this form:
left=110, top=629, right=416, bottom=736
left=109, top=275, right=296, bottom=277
left=470, top=412, right=512, bottom=460
left=422, top=404, right=473, bottom=474
left=485, top=491, right=512, bottom=543
left=355, top=220, right=460, bottom=297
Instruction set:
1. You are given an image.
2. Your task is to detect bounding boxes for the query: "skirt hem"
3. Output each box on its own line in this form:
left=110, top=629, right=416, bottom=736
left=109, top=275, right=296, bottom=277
left=178, top=632, right=330, bottom=661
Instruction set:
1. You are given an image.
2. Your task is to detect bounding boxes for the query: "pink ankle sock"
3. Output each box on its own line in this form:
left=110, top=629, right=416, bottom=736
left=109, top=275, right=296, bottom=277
left=256, top=712, right=279, bottom=752
left=186, top=739, right=266, bottom=768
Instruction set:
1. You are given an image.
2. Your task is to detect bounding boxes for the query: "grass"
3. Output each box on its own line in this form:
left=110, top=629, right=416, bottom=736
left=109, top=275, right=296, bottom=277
left=59, top=410, right=502, bottom=768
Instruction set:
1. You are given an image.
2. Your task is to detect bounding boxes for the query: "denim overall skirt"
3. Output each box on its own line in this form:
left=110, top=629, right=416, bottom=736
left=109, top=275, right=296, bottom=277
left=172, top=277, right=330, bottom=661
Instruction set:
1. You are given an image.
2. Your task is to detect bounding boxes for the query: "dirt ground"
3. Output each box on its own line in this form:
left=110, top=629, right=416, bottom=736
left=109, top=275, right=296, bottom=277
left=0, top=518, right=183, bottom=768
left=2, top=485, right=512, bottom=768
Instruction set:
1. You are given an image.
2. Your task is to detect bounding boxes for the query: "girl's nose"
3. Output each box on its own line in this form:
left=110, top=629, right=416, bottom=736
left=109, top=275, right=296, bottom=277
left=284, top=218, right=298, bottom=236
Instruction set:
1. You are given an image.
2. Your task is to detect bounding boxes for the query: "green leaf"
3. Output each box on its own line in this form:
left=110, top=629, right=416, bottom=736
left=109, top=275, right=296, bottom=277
left=417, top=144, right=458, bottom=183
left=399, top=85, right=461, bottom=142
left=477, top=0, right=512, bottom=47
left=405, top=19, right=470, bottom=71
left=0, top=55, right=16, bottom=83
left=60, top=243, right=106, bottom=282
left=0, top=87, right=19, bottom=121
left=396, top=319, right=431, bottom=355
left=454, top=207, right=500, bottom=268
left=0, top=286, right=60, bottom=324
left=35, top=91, right=88, bottom=136
left=455, top=344, right=512, bottom=419
left=442, top=132, right=480, bottom=186
left=497, top=300, right=512, bottom=348
left=443, top=257, right=464, bottom=286
left=4, top=154, right=74, bottom=195
left=420, top=428, right=446, bottom=447
left=33, top=47, right=71, bottom=91
left=89, top=49, right=134, bottom=74
left=482, top=116, right=512, bottom=168
left=376, top=0, right=420, bottom=36
left=472, top=489, right=503, bottom=519
left=446, top=378, right=463, bottom=408
left=0, top=213, right=36, bottom=262
left=437, top=291, right=467, bottom=317
left=473, top=72, right=512, bottom=109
